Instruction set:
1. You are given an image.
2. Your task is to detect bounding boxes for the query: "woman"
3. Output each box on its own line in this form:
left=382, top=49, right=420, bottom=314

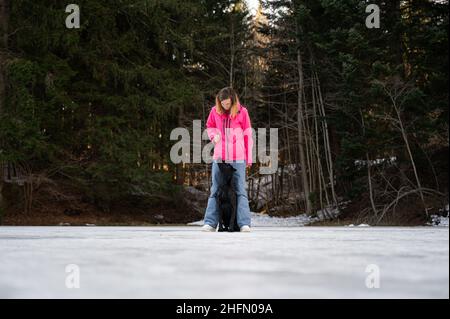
left=202, top=87, right=253, bottom=232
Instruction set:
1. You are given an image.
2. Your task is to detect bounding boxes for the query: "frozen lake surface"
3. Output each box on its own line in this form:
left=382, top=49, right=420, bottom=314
left=0, top=226, right=448, bottom=298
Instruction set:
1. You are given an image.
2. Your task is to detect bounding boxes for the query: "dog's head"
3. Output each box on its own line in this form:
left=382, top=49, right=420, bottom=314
left=218, top=163, right=236, bottom=184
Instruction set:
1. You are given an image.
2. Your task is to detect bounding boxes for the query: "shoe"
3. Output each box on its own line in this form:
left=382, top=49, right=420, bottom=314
left=240, top=225, right=251, bottom=232
left=201, top=224, right=216, bottom=232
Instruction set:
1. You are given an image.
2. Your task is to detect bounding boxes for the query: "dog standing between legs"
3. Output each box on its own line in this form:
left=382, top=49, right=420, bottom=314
left=217, top=163, right=240, bottom=232
left=202, top=161, right=251, bottom=233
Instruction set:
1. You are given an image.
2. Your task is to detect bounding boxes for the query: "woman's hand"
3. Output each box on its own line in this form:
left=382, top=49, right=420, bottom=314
left=213, top=134, right=221, bottom=144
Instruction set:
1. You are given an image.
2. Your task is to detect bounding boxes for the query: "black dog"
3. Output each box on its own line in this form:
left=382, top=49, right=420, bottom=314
left=217, top=163, right=240, bottom=232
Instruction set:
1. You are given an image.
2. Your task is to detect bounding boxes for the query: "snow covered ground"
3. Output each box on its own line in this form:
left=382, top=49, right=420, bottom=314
left=188, top=212, right=317, bottom=227
left=430, top=215, right=449, bottom=227
left=0, top=226, right=448, bottom=298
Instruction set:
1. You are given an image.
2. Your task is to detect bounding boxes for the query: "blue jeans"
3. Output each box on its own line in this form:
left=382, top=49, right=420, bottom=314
left=203, top=161, right=252, bottom=228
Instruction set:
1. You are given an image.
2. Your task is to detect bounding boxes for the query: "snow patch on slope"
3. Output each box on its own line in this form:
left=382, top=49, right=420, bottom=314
left=429, top=204, right=449, bottom=227
left=187, top=212, right=317, bottom=227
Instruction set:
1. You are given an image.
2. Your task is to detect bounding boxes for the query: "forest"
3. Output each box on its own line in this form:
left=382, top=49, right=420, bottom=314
left=0, top=0, right=448, bottom=226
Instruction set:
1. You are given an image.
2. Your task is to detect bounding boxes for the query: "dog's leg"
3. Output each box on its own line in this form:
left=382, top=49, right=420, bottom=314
left=217, top=179, right=228, bottom=232
left=227, top=190, right=235, bottom=232
left=231, top=185, right=240, bottom=232
left=218, top=207, right=225, bottom=232
left=235, top=192, right=240, bottom=231
left=228, top=216, right=235, bottom=232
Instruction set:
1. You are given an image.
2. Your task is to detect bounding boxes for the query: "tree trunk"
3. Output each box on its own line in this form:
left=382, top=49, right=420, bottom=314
left=314, top=72, right=338, bottom=207
left=295, top=24, right=311, bottom=215
left=393, top=101, right=428, bottom=216
left=360, top=108, right=378, bottom=217
left=229, top=16, right=235, bottom=87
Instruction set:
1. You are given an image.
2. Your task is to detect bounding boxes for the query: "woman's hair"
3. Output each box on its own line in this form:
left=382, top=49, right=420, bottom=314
left=215, top=87, right=240, bottom=118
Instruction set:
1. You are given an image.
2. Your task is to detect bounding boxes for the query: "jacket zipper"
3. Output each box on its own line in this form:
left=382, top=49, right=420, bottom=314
left=225, top=116, right=228, bottom=161
left=222, top=114, right=231, bottom=162
left=221, top=118, right=224, bottom=162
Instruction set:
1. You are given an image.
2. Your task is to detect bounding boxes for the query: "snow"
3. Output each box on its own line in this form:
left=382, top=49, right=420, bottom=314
left=348, top=224, right=371, bottom=227
left=354, top=156, right=397, bottom=167
left=316, top=207, right=341, bottom=220
left=430, top=215, right=449, bottom=227
left=0, top=226, right=448, bottom=298
left=188, top=212, right=317, bottom=227
left=429, top=204, right=450, bottom=227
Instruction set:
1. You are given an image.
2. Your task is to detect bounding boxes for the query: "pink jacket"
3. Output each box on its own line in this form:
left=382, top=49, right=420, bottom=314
left=206, top=103, right=253, bottom=165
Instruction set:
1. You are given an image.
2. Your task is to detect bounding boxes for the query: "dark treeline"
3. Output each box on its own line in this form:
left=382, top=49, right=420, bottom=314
left=0, top=0, right=448, bottom=225
left=255, top=0, right=448, bottom=224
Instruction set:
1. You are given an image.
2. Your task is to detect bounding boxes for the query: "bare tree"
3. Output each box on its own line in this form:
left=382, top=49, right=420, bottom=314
left=295, top=23, right=311, bottom=215
left=374, top=77, right=428, bottom=217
